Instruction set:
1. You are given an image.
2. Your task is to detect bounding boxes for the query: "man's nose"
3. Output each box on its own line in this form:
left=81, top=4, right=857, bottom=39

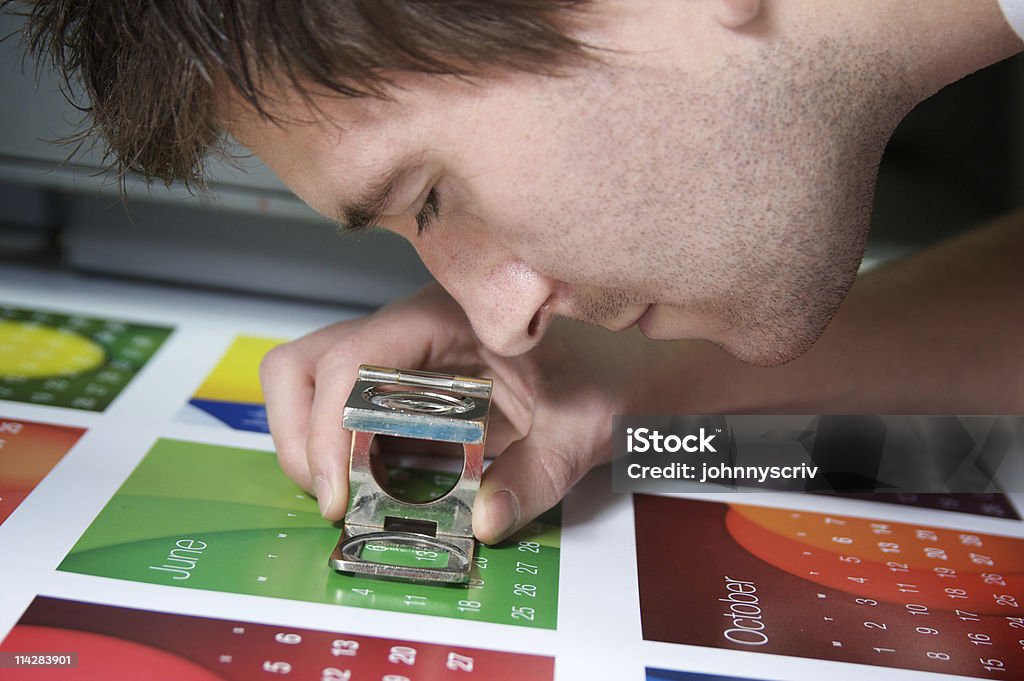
left=449, top=260, right=554, bottom=357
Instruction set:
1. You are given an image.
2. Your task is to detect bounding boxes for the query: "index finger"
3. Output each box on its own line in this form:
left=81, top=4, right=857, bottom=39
left=260, top=328, right=351, bottom=493
left=305, top=288, right=469, bottom=520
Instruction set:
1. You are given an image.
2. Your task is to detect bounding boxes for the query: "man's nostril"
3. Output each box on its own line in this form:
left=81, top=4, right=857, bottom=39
left=527, top=310, right=541, bottom=337
left=527, top=303, right=548, bottom=338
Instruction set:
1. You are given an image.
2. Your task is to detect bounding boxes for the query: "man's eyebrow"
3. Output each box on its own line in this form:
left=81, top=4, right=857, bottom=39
left=336, top=165, right=410, bottom=233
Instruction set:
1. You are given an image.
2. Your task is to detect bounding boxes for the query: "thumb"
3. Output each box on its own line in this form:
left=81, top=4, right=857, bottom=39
left=472, top=435, right=588, bottom=545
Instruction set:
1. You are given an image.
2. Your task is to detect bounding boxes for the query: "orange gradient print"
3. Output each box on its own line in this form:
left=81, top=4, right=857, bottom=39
left=0, top=418, right=84, bottom=525
left=726, top=504, right=1024, bottom=614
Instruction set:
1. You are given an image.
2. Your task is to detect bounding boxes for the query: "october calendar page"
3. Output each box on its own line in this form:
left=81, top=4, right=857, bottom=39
left=635, top=494, right=1024, bottom=678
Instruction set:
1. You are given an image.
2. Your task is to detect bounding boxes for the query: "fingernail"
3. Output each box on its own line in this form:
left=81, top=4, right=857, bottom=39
left=314, top=475, right=333, bottom=518
left=486, top=489, right=520, bottom=543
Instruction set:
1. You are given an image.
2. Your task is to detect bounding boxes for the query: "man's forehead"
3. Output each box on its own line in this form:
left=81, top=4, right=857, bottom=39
left=216, top=83, right=420, bottom=221
left=218, top=89, right=367, bottom=147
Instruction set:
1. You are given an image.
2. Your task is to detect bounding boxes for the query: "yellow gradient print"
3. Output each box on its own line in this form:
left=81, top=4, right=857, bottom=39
left=192, top=335, right=283, bottom=404
left=0, top=321, right=105, bottom=378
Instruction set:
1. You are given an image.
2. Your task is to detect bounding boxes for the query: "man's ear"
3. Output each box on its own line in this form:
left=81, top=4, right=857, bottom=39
left=716, top=0, right=763, bottom=29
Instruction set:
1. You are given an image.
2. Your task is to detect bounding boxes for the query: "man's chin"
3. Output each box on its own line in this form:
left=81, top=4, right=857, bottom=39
left=639, top=303, right=829, bottom=368
left=717, top=315, right=832, bottom=367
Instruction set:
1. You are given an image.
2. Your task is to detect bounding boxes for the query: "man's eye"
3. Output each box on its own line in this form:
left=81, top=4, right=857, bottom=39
left=415, top=188, right=440, bottom=235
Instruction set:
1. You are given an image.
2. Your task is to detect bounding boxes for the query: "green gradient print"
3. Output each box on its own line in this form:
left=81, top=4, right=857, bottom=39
left=60, top=439, right=560, bottom=628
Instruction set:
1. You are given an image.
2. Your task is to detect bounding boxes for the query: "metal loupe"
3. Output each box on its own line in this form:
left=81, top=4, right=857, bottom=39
left=328, top=365, right=491, bottom=583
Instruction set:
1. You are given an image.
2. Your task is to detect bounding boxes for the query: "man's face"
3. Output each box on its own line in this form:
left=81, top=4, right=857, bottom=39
left=226, top=27, right=900, bottom=365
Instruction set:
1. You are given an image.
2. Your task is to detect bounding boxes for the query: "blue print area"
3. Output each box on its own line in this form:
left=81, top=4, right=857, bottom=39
left=646, top=669, right=761, bottom=681
left=189, top=398, right=269, bottom=433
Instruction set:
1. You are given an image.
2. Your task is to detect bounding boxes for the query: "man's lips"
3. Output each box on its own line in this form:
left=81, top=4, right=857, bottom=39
left=606, top=304, right=651, bottom=332
left=635, top=304, right=655, bottom=336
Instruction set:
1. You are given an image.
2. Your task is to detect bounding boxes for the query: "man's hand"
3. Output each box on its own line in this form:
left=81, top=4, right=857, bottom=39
left=260, top=282, right=667, bottom=544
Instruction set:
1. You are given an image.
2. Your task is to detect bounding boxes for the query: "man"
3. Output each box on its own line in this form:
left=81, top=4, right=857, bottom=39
left=12, top=0, right=1024, bottom=543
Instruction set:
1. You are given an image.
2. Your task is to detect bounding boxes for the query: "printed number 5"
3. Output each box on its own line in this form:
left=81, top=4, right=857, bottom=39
left=262, top=661, right=291, bottom=674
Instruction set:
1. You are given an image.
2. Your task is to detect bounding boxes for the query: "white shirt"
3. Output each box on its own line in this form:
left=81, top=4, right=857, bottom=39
left=999, top=0, right=1024, bottom=39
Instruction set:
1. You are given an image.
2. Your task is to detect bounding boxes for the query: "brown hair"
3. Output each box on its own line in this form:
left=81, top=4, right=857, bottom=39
left=6, top=0, right=592, bottom=188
